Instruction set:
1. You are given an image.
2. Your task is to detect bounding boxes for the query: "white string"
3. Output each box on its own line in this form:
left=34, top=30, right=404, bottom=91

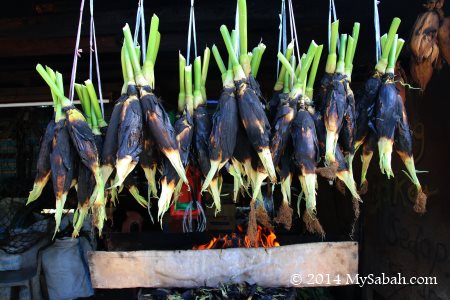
left=133, top=5, right=141, bottom=46
left=234, top=2, right=240, bottom=59
left=332, top=0, right=339, bottom=50
left=282, top=1, right=287, bottom=54
left=90, top=0, right=104, bottom=118
left=332, top=0, right=337, bottom=24
left=287, top=0, right=300, bottom=63
left=288, top=0, right=294, bottom=46
left=328, top=0, right=339, bottom=52
left=287, top=0, right=296, bottom=87
left=93, top=24, right=104, bottom=118
left=186, top=0, right=197, bottom=65
left=328, top=0, right=332, bottom=50
left=133, top=1, right=146, bottom=64
left=69, top=0, right=85, bottom=102
left=374, top=0, right=381, bottom=62
left=140, top=0, right=146, bottom=63
left=290, top=54, right=295, bottom=87
left=89, top=3, right=93, bottom=81
left=186, top=6, right=192, bottom=64
left=277, top=12, right=282, bottom=78
left=192, top=4, right=198, bottom=59
left=276, top=0, right=286, bottom=78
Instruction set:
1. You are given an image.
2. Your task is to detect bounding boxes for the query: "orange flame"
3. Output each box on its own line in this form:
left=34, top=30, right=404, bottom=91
left=193, top=225, right=280, bottom=250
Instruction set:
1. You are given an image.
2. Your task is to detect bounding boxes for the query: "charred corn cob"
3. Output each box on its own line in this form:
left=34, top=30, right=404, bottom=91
left=123, top=21, right=188, bottom=185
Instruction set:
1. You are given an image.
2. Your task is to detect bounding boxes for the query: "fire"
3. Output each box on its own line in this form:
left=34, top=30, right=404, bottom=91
left=193, top=225, right=280, bottom=250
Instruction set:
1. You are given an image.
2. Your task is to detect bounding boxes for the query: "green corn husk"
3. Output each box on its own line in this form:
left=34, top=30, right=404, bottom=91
left=178, top=53, right=186, bottom=113
left=375, top=18, right=401, bottom=73
left=274, top=41, right=295, bottom=91
left=201, top=47, right=211, bottom=101
left=306, top=44, right=324, bottom=99
left=336, top=34, right=347, bottom=75
left=325, top=20, right=339, bottom=74
left=85, top=79, right=107, bottom=128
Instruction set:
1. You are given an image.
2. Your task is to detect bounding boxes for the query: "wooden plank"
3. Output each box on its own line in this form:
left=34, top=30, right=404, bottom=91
left=0, top=83, right=121, bottom=104
left=0, top=36, right=118, bottom=57
left=88, top=242, right=358, bottom=288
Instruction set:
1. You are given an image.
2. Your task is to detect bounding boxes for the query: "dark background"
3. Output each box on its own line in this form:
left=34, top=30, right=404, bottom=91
left=1, top=0, right=447, bottom=105
left=0, top=0, right=449, bottom=299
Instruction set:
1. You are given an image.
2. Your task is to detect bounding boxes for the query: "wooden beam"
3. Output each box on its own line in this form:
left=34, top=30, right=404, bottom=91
left=88, top=242, right=358, bottom=288
left=0, top=36, right=119, bottom=57
left=0, top=84, right=120, bottom=104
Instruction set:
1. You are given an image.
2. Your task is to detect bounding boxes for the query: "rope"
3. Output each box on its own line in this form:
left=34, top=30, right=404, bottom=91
left=287, top=0, right=298, bottom=86
left=276, top=0, right=286, bottom=78
left=140, top=0, right=146, bottom=62
left=69, top=0, right=85, bottom=102
left=290, top=53, right=296, bottom=87
left=332, top=0, right=337, bottom=25
left=328, top=0, right=332, bottom=49
left=287, top=0, right=300, bottom=61
left=133, top=5, right=141, bottom=44
left=89, top=1, right=93, bottom=81
left=328, top=0, right=339, bottom=52
left=196, top=201, right=206, bottom=232
left=93, top=24, right=104, bottom=117
left=282, top=2, right=287, bottom=55
left=234, top=3, right=240, bottom=58
left=186, top=0, right=197, bottom=65
left=187, top=4, right=193, bottom=64
left=133, top=0, right=146, bottom=63
left=182, top=202, right=194, bottom=232
left=192, top=5, right=198, bottom=59
left=374, top=0, right=381, bottom=62
left=289, top=0, right=299, bottom=59
left=89, top=0, right=104, bottom=118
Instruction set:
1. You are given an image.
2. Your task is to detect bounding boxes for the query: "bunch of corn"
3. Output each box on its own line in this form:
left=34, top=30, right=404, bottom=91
left=317, top=20, right=361, bottom=207
left=275, top=40, right=325, bottom=236
left=30, top=65, right=105, bottom=237
left=355, top=18, right=428, bottom=213
left=27, top=2, right=431, bottom=241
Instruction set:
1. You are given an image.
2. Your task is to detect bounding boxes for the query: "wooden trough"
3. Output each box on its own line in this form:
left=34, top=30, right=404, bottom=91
left=88, top=241, right=358, bottom=288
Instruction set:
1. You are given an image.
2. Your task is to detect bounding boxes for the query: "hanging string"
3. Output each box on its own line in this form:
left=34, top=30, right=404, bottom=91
left=89, top=0, right=94, bottom=81
left=276, top=0, right=286, bottom=78
left=133, top=0, right=146, bottom=63
left=328, top=0, right=339, bottom=52
left=133, top=4, right=141, bottom=44
left=89, top=0, right=104, bottom=118
left=287, top=0, right=295, bottom=86
left=192, top=3, right=198, bottom=58
left=290, top=53, right=295, bottom=87
left=374, top=0, right=381, bottom=62
left=332, top=0, right=339, bottom=50
left=287, top=1, right=294, bottom=47
left=282, top=0, right=287, bottom=55
left=187, top=3, right=193, bottom=64
left=69, top=0, right=86, bottom=102
left=328, top=0, right=332, bottom=49
left=287, top=0, right=299, bottom=86
left=234, top=2, right=240, bottom=59
left=287, top=0, right=300, bottom=63
left=331, top=0, right=337, bottom=24
left=140, top=1, right=146, bottom=62
left=277, top=8, right=282, bottom=78
left=186, top=0, right=197, bottom=65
